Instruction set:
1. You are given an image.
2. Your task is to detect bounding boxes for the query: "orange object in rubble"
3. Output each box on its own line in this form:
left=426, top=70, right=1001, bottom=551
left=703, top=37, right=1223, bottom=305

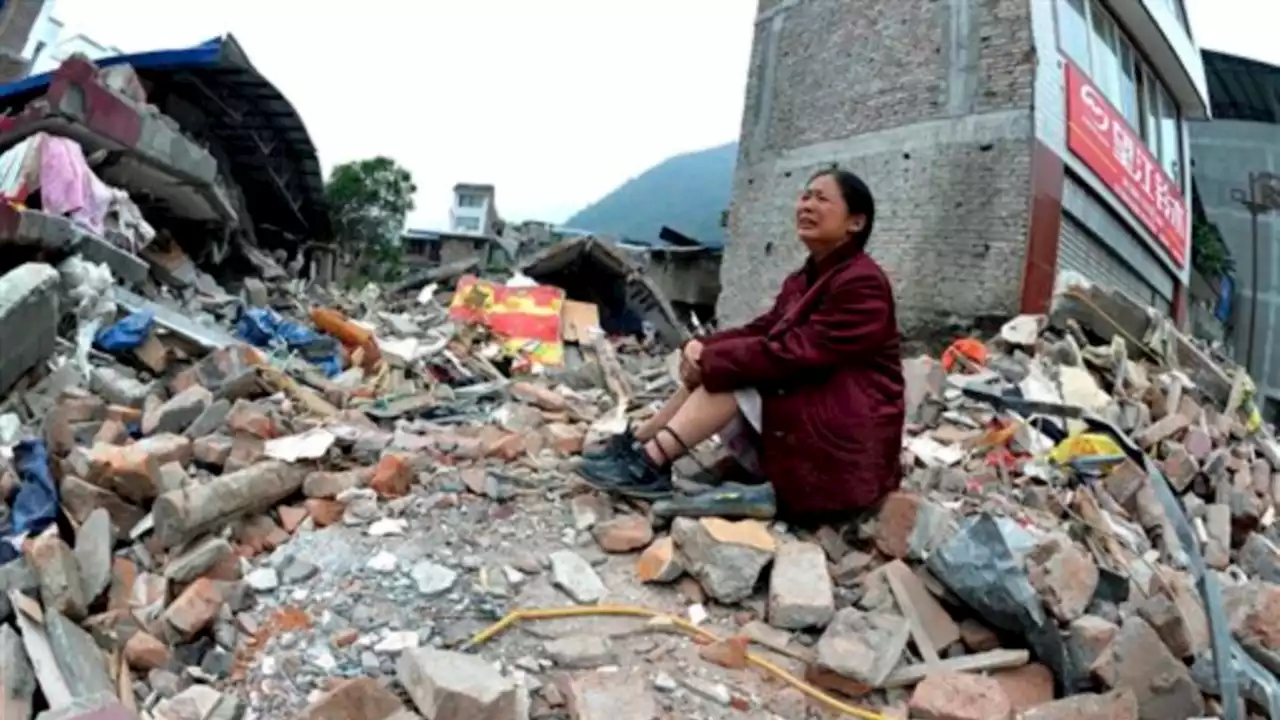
left=941, top=337, right=988, bottom=373
left=309, top=307, right=381, bottom=370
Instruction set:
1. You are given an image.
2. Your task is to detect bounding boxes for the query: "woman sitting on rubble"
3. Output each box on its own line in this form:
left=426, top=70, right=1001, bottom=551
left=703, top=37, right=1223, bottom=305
left=576, top=168, right=905, bottom=524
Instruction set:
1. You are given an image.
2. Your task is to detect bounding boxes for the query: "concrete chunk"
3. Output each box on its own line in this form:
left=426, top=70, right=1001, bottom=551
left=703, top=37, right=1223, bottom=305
left=152, top=460, right=306, bottom=549
left=396, top=648, right=518, bottom=720
left=0, top=624, right=35, bottom=720
left=0, top=263, right=59, bottom=397
left=29, top=535, right=87, bottom=621
left=767, top=541, right=835, bottom=629
left=816, top=607, right=910, bottom=687
left=671, top=517, right=776, bottom=604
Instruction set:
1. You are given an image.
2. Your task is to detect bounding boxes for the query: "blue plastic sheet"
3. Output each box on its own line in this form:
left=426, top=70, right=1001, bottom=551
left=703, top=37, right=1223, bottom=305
left=235, top=306, right=343, bottom=377
left=0, top=439, right=59, bottom=564
left=94, top=310, right=156, bottom=353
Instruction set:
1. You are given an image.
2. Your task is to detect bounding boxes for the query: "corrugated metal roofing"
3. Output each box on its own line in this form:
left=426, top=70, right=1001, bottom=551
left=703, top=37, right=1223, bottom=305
left=1203, top=49, right=1280, bottom=125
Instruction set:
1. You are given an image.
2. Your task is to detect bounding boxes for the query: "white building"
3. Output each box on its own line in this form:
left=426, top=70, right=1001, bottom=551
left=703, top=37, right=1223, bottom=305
left=448, top=182, right=499, bottom=236
left=0, top=0, right=120, bottom=81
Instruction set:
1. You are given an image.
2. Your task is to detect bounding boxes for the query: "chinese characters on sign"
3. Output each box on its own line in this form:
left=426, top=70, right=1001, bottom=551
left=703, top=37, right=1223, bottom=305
left=1064, top=62, right=1189, bottom=268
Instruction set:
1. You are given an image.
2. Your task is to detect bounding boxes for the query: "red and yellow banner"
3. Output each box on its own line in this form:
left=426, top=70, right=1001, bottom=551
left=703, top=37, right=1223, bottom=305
left=448, top=275, right=565, bottom=365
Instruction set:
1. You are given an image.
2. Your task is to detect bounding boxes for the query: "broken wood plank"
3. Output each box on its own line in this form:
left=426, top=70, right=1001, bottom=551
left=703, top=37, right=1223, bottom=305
left=883, top=563, right=943, bottom=667
left=10, top=591, right=70, bottom=710
left=880, top=648, right=1030, bottom=689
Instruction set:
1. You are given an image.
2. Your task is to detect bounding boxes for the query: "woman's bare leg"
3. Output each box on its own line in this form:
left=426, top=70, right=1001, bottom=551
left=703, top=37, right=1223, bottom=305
left=642, top=387, right=738, bottom=464
left=634, top=384, right=691, bottom=442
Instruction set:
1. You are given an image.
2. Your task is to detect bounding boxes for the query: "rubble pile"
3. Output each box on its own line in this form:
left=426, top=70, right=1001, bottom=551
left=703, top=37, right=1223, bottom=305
left=5, top=243, right=1280, bottom=720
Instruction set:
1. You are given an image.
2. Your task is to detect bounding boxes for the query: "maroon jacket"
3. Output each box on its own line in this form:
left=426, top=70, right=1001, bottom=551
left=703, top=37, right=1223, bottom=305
left=699, top=242, right=904, bottom=517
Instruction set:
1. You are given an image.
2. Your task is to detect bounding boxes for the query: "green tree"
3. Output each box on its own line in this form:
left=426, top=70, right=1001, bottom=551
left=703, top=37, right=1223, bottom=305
left=325, top=156, right=417, bottom=283
left=1191, top=217, right=1234, bottom=280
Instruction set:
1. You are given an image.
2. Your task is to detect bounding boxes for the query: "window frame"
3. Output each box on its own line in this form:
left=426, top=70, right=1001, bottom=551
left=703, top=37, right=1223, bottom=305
left=1056, top=0, right=1184, bottom=184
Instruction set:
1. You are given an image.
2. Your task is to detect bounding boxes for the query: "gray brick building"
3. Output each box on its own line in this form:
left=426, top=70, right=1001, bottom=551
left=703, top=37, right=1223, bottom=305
left=721, top=0, right=1210, bottom=334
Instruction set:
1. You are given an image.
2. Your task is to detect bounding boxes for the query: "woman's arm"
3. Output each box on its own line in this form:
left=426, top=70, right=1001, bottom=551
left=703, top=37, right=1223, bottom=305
left=698, top=269, right=893, bottom=392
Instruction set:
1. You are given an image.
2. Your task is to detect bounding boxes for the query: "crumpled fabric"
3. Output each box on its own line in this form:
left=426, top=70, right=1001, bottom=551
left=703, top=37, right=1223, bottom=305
left=59, top=257, right=118, bottom=380
left=236, top=306, right=343, bottom=377
left=95, top=310, right=156, bottom=353
left=0, top=134, right=42, bottom=203
left=0, top=439, right=59, bottom=564
left=39, top=134, right=114, bottom=235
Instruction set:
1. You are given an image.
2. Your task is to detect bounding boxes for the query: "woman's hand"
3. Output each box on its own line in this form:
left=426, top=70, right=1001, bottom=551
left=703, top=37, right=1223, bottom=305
left=680, top=340, right=704, bottom=388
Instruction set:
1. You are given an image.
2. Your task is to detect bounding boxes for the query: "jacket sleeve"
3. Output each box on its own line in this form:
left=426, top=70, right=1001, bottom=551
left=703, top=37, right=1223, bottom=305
left=699, top=270, right=893, bottom=392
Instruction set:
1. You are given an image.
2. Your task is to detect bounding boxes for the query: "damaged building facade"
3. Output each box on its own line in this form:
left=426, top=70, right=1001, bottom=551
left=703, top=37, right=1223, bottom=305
left=722, top=0, right=1208, bottom=333
left=0, top=35, right=327, bottom=396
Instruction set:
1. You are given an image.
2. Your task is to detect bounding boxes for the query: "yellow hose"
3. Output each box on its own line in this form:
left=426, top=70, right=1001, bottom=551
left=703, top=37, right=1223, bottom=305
left=465, top=604, right=891, bottom=720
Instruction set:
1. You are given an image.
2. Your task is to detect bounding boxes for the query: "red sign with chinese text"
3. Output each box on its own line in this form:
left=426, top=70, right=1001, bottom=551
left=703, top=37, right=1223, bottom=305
left=1064, top=61, right=1188, bottom=268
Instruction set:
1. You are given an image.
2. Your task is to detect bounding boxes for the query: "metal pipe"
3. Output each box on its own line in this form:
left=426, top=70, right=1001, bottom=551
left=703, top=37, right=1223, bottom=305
left=1248, top=173, right=1260, bottom=373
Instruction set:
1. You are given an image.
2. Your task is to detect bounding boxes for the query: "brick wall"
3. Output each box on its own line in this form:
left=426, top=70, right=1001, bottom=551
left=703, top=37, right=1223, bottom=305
left=721, top=0, right=1037, bottom=332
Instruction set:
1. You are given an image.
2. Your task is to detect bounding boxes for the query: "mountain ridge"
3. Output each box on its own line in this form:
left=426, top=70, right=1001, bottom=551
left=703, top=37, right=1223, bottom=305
left=566, top=141, right=738, bottom=246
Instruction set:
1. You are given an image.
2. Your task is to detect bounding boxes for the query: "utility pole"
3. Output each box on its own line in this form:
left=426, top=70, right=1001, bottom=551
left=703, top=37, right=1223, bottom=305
left=1230, top=172, right=1280, bottom=375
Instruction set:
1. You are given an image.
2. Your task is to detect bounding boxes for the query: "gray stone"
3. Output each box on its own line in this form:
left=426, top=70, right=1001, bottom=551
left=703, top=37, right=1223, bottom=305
left=0, top=624, right=35, bottom=720
left=244, top=567, right=280, bottom=592
left=543, top=635, right=616, bottom=669
left=142, top=385, right=213, bottom=436
left=32, top=691, right=128, bottom=720
left=767, top=541, right=835, bottom=629
left=281, top=558, right=319, bottom=585
left=29, top=535, right=87, bottom=620
left=90, top=366, right=153, bottom=408
left=241, top=277, right=269, bottom=306
left=163, top=536, right=232, bottom=584
left=184, top=398, right=231, bottom=438
left=816, top=607, right=910, bottom=687
left=73, top=508, right=113, bottom=604
left=1238, top=532, right=1280, bottom=584
left=549, top=550, right=606, bottom=604
left=1108, top=617, right=1204, bottom=718
left=0, top=559, right=37, bottom=621
left=46, top=609, right=114, bottom=700
left=0, top=263, right=59, bottom=398
left=397, top=648, right=518, bottom=720
left=410, top=561, right=458, bottom=597
left=670, top=517, right=775, bottom=604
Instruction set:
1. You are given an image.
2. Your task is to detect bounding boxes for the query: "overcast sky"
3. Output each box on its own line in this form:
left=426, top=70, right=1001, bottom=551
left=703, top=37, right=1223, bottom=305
left=51, top=0, right=1272, bottom=230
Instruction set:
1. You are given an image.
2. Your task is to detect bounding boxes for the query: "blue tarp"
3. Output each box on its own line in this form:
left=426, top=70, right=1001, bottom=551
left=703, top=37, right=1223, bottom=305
left=0, top=439, right=59, bottom=563
left=95, top=310, right=157, bottom=353
left=235, top=307, right=342, bottom=376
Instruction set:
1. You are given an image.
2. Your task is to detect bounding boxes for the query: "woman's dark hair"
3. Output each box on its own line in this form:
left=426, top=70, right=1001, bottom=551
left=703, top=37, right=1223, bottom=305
left=809, top=167, right=875, bottom=249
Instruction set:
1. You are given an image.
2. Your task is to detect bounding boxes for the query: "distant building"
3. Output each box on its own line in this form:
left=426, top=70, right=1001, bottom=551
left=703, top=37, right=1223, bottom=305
left=449, top=183, right=500, bottom=236
left=0, top=0, right=120, bottom=81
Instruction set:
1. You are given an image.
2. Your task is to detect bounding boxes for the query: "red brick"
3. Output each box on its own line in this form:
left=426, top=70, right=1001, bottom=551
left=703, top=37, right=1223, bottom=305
left=1020, top=689, right=1139, bottom=720
left=369, top=453, right=412, bottom=498
left=302, top=677, right=407, bottom=720
left=124, top=631, right=171, bottom=670
left=163, top=578, right=223, bottom=639
left=990, top=663, right=1054, bottom=713
left=909, top=672, right=1012, bottom=720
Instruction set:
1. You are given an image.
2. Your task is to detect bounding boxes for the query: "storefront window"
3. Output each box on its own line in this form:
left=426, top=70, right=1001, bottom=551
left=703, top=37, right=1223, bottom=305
left=1058, top=0, right=1183, bottom=183
left=1059, top=0, right=1090, bottom=67
left=1158, top=86, right=1181, bottom=182
left=1089, top=1, right=1121, bottom=105
left=1117, top=39, right=1140, bottom=128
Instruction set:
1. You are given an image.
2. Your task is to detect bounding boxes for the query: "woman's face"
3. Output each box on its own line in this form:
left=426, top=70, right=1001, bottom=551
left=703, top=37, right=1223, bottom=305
left=795, top=173, right=865, bottom=246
